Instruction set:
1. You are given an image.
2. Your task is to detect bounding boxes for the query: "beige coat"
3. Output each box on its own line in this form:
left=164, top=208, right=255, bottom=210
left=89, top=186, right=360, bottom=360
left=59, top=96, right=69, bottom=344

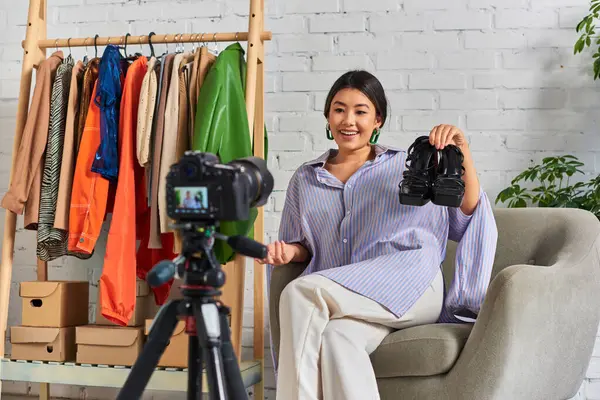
left=1, top=51, right=64, bottom=230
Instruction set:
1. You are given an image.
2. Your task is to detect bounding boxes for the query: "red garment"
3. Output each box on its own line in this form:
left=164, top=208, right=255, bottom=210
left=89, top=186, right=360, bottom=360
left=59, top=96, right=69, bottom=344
left=136, top=211, right=177, bottom=305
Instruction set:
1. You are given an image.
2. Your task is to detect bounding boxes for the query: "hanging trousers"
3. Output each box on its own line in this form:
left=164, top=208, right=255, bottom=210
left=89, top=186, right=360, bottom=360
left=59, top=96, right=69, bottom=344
left=276, top=268, right=444, bottom=400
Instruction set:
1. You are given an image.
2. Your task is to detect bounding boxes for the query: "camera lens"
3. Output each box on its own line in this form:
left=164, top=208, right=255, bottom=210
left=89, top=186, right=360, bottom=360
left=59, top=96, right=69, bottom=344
left=229, top=157, right=274, bottom=208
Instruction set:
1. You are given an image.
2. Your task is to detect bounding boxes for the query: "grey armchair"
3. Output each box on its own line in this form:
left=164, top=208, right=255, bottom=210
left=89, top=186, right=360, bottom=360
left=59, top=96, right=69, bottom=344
left=269, top=207, right=600, bottom=400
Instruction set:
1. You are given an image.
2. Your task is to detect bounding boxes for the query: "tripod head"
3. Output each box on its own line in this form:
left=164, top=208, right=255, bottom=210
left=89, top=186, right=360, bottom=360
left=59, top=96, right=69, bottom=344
left=146, top=220, right=268, bottom=292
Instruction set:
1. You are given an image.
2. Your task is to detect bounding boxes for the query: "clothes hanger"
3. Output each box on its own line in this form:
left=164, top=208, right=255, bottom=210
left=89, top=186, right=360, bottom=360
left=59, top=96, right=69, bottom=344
left=138, top=35, right=160, bottom=71
left=94, top=34, right=99, bottom=58
left=192, top=33, right=205, bottom=56
left=179, top=33, right=195, bottom=63
left=176, top=33, right=188, bottom=55
left=191, top=33, right=197, bottom=53
left=199, top=33, right=210, bottom=55
left=174, top=33, right=181, bottom=54
left=82, top=37, right=90, bottom=66
left=149, top=32, right=168, bottom=61
left=122, top=33, right=142, bottom=62
left=163, top=34, right=170, bottom=57
left=210, top=33, right=220, bottom=56
left=66, top=37, right=74, bottom=62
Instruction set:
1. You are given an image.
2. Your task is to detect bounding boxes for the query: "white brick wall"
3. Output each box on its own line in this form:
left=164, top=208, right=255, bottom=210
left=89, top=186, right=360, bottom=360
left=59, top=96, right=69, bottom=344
left=1, top=0, right=599, bottom=399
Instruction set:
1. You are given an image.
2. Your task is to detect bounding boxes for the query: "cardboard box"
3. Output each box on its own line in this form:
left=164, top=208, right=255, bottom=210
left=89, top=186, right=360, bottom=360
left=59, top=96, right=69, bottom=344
left=20, top=281, right=89, bottom=327
left=145, top=319, right=188, bottom=368
left=95, top=279, right=150, bottom=327
left=10, top=326, right=76, bottom=362
left=76, top=325, right=144, bottom=366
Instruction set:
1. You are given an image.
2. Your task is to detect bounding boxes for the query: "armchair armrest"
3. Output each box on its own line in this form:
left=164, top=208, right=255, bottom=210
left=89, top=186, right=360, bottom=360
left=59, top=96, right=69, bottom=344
left=446, top=248, right=600, bottom=400
left=269, top=262, right=308, bottom=361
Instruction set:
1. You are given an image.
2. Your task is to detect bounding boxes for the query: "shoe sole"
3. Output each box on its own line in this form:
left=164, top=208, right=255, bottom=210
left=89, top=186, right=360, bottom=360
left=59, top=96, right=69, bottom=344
left=399, top=193, right=431, bottom=206
left=431, top=192, right=463, bottom=208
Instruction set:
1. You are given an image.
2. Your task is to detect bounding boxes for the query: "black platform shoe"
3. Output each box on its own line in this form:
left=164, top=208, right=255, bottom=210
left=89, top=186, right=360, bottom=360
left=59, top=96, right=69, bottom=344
left=398, top=136, right=438, bottom=206
left=431, top=144, right=465, bottom=207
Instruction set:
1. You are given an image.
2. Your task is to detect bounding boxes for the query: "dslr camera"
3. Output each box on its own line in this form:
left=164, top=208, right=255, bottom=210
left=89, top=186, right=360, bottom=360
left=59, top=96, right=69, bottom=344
left=165, top=151, right=274, bottom=222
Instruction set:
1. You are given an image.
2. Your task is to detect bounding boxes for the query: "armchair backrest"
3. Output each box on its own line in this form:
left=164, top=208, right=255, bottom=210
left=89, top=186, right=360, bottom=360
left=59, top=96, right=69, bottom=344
left=441, top=207, right=600, bottom=289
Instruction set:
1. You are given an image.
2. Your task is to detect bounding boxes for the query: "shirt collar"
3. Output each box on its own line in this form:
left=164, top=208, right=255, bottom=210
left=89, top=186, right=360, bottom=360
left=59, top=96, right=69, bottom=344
left=304, top=143, right=402, bottom=167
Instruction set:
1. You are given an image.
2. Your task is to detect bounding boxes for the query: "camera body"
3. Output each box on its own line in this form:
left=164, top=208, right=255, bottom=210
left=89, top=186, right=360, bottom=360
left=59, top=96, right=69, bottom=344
left=165, top=151, right=274, bottom=222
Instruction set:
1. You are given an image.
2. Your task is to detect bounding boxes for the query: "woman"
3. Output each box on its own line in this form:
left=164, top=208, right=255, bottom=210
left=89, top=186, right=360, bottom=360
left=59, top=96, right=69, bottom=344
left=261, top=70, right=498, bottom=400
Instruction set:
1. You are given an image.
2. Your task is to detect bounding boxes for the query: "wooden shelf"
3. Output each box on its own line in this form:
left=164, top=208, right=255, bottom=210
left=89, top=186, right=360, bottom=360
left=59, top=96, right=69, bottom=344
left=0, top=0, right=268, bottom=398
left=0, top=358, right=261, bottom=392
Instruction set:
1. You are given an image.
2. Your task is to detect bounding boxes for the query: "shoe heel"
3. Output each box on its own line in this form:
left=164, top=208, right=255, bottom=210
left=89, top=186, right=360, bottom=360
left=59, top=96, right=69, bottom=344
left=431, top=145, right=465, bottom=208
left=398, top=136, right=436, bottom=207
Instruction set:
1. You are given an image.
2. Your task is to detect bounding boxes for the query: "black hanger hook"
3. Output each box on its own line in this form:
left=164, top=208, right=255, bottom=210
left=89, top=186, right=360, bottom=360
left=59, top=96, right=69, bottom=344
left=124, top=33, right=130, bottom=57
left=94, top=34, right=99, bottom=58
left=148, top=32, right=156, bottom=57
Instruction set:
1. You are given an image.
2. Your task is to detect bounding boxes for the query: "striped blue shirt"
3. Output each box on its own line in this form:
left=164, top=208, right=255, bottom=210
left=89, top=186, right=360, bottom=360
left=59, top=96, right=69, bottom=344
left=270, top=143, right=498, bottom=324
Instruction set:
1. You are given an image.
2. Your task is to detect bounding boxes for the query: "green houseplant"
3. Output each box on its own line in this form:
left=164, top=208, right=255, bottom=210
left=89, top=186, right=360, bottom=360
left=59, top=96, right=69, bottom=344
left=574, top=0, right=600, bottom=79
left=499, top=4, right=600, bottom=217
left=495, top=155, right=600, bottom=220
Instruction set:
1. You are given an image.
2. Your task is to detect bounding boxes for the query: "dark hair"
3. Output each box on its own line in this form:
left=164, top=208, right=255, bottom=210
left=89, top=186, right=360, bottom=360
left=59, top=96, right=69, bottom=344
left=323, top=70, right=389, bottom=129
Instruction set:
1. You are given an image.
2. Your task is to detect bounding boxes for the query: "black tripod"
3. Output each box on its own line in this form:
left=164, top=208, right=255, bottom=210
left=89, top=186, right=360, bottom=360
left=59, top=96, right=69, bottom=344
left=116, top=221, right=267, bottom=400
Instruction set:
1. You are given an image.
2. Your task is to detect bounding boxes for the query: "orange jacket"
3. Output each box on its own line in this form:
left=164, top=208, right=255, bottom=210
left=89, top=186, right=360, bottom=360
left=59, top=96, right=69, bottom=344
left=99, top=56, right=148, bottom=325
left=68, top=80, right=111, bottom=255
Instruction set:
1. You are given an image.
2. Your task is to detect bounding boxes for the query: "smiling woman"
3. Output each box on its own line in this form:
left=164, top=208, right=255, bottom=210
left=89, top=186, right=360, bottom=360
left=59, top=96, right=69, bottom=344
left=326, top=73, right=384, bottom=146
left=320, top=71, right=387, bottom=184
left=260, top=69, right=498, bottom=400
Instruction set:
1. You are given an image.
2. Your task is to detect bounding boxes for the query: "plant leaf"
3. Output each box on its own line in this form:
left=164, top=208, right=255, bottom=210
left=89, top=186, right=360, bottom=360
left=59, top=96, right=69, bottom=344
left=515, top=198, right=527, bottom=208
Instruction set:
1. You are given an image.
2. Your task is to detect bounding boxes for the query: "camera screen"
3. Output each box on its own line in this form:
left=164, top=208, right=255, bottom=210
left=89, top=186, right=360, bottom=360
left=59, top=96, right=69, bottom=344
left=174, top=186, right=209, bottom=213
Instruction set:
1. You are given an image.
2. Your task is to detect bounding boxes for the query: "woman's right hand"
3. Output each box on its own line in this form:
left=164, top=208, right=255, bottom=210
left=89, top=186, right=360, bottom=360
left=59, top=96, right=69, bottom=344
left=256, top=240, right=297, bottom=266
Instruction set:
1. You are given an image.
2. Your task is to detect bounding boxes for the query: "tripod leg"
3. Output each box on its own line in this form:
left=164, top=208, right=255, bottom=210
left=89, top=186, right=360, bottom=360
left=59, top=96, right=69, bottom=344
left=116, top=300, right=182, bottom=400
left=218, top=305, right=248, bottom=400
left=194, top=302, right=228, bottom=400
left=188, top=332, right=202, bottom=400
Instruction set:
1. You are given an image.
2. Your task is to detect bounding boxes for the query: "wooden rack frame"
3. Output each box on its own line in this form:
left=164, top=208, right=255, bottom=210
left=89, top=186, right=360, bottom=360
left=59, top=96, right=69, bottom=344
left=0, top=0, right=271, bottom=399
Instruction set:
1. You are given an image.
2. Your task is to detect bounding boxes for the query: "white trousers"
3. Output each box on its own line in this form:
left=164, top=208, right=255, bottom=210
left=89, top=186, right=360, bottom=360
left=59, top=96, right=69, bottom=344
left=276, top=269, right=444, bottom=400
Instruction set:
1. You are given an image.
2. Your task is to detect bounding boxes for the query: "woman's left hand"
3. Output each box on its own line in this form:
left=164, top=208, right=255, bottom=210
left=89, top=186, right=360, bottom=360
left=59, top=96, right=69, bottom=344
left=429, top=124, right=468, bottom=150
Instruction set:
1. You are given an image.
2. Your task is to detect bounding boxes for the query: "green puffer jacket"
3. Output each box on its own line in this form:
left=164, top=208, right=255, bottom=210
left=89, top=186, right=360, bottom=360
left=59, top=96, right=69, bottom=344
left=192, top=42, right=269, bottom=265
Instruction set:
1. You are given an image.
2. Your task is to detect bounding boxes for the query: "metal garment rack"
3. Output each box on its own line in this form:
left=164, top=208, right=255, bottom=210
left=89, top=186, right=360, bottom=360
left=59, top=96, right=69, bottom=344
left=0, top=0, right=271, bottom=399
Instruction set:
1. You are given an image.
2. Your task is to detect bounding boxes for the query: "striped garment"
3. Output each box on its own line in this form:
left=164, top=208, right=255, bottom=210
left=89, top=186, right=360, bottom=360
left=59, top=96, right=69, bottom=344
left=37, top=55, right=74, bottom=261
left=269, top=143, right=498, bottom=326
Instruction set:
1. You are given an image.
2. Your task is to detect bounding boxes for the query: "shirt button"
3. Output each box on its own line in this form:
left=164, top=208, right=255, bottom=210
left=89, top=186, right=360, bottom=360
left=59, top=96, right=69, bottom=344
left=79, top=238, right=84, bottom=243
left=343, top=238, right=348, bottom=243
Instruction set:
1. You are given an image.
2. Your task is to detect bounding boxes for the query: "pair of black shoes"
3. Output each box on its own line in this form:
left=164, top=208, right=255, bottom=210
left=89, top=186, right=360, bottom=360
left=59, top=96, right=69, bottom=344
left=399, top=136, right=465, bottom=208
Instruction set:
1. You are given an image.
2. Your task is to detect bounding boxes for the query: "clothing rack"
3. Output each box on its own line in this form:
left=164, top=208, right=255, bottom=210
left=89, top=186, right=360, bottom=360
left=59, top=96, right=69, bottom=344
left=0, top=0, right=271, bottom=399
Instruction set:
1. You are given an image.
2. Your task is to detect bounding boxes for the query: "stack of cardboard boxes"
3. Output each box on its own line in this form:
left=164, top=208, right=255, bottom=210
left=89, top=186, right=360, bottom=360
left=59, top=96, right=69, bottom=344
left=10, top=281, right=89, bottom=362
left=74, top=278, right=150, bottom=366
left=10, top=279, right=188, bottom=368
